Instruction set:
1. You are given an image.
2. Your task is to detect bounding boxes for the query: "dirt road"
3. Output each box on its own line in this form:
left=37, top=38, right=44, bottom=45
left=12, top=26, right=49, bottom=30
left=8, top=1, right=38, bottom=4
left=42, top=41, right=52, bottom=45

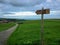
left=0, top=24, right=18, bottom=45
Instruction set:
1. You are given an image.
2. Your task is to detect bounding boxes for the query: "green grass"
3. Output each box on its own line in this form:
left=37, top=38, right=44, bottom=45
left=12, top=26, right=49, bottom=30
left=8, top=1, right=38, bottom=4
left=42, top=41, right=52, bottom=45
left=7, top=19, right=60, bottom=45
left=0, top=22, right=15, bottom=32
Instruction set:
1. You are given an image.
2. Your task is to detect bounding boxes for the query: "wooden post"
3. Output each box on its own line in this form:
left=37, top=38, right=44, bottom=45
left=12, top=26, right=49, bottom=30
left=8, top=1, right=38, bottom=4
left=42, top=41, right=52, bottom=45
left=41, top=7, right=44, bottom=45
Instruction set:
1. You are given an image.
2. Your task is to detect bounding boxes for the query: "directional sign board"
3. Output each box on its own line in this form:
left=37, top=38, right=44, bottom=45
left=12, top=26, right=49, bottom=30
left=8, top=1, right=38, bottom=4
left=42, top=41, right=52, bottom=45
left=36, top=9, right=50, bottom=14
left=43, top=9, right=50, bottom=14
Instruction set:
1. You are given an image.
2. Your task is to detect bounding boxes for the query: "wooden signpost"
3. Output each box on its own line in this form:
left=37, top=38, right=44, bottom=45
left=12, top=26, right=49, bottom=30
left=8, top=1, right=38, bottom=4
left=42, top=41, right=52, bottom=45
left=35, top=7, right=50, bottom=45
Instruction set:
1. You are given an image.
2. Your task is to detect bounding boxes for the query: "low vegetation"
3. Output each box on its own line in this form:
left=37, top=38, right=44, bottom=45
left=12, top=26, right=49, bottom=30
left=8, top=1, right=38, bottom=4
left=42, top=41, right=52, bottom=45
left=0, top=22, right=15, bottom=32
left=7, top=19, right=60, bottom=45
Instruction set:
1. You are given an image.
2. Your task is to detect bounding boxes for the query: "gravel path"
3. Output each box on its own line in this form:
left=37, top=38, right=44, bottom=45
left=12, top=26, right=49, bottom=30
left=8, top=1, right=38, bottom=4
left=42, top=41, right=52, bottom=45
left=0, top=24, right=18, bottom=45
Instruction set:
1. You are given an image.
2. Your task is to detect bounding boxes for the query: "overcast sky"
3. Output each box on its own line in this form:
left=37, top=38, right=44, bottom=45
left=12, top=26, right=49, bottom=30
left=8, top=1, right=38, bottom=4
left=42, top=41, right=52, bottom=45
left=0, top=0, right=60, bottom=19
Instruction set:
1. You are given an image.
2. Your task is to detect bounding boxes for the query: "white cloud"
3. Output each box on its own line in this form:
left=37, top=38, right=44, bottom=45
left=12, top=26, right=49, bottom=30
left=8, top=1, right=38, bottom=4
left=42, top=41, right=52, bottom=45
left=15, top=12, right=36, bottom=16
left=4, top=12, right=36, bottom=16
left=46, top=0, right=52, bottom=3
left=57, top=0, right=60, bottom=2
left=2, top=11, right=60, bottom=19
left=50, top=11, right=60, bottom=15
left=4, top=11, right=60, bottom=17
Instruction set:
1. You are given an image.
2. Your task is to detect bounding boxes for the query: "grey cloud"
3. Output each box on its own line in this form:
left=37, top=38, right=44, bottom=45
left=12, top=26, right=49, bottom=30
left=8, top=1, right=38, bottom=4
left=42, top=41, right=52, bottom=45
left=0, top=0, right=44, bottom=6
left=0, top=0, right=4, bottom=3
left=10, top=0, right=40, bottom=6
left=3, top=12, right=14, bottom=14
left=0, top=0, right=60, bottom=13
left=0, top=0, right=45, bottom=12
left=36, top=0, right=60, bottom=11
left=0, top=0, right=10, bottom=4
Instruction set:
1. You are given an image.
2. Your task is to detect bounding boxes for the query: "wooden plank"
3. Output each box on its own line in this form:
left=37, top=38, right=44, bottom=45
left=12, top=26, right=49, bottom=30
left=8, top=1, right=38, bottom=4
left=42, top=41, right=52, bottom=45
left=43, top=9, right=50, bottom=14
left=36, top=9, right=50, bottom=14
left=36, top=10, right=42, bottom=14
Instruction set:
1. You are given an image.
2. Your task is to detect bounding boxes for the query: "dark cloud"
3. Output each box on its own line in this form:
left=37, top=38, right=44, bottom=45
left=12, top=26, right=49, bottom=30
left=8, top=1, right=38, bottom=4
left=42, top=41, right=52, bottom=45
left=0, top=0, right=4, bottom=3
left=0, top=0, right=45, bottom=13
left=0, top=0, right=44, bottom=6
left=0, top=0, right=10, bottom=4
left=0, top=0, right=60, bottom=13
left=3, top=12, right=14, bottom=14
left=10, top=0, right=42, bottom=6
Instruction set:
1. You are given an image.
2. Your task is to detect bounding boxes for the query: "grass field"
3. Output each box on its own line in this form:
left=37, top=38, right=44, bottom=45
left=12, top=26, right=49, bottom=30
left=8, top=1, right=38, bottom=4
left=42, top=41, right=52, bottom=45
left=7, top=19, right=60, bottom=45
left=0, top=22, right=15, bottom=32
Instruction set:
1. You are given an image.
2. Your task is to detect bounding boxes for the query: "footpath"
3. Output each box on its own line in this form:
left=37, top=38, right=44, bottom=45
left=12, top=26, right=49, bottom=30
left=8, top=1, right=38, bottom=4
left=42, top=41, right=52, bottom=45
left=0, top=24, right=18, bottom=45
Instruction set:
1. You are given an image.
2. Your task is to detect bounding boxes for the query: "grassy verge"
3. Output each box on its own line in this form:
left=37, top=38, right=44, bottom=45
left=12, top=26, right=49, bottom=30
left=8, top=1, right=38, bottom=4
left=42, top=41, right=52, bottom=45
left=0, top=22, right=15, bottom=32
left=7, top=19, right=60, bottom=45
